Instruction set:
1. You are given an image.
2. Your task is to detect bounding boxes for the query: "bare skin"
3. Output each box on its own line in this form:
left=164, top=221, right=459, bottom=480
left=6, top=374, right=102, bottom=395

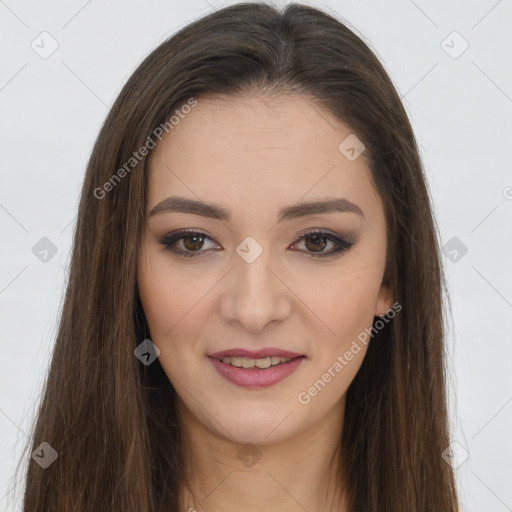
left=137, top=93, right=393, bottom=512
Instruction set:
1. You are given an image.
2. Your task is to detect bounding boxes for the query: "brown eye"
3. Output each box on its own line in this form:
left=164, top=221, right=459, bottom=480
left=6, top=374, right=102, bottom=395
left=182, top=234, right=206, bottom=251
left=160, top=229, right=354, bottom=260
left=159, top=230, right=219, bottom=258
left=304, top=233, right=328, bottom=253
left=291, top=229, right=354, bottom=258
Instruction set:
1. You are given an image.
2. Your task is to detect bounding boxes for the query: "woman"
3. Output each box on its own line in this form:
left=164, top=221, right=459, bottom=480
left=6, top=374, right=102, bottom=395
left=20, top=2, right=458, bottom=511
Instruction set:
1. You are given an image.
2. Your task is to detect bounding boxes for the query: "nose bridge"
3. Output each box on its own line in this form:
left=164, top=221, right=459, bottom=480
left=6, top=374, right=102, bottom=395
left=220, top=236, right=291, bottom=331
left=237, top=246, right=274, bottom=298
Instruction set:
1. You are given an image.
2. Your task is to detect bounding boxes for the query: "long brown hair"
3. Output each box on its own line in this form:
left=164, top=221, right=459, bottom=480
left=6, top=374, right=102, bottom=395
left=18, top=2, right=458, bottom=510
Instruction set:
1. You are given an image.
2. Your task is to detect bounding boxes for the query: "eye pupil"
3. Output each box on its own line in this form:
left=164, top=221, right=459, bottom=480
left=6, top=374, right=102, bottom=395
left=183, top=234, right=204, bottom=251
left=305, top=233, right=327, bottom=252
left=162, top=229, right=350, bottom=259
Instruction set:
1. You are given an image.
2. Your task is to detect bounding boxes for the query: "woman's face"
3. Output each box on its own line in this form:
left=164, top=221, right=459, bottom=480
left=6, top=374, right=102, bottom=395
left=138, top=93, right=392, bottom=445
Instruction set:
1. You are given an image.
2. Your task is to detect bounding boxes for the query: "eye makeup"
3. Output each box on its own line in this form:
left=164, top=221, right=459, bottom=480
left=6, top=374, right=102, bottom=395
left=158, top=227, right=355, bottom=259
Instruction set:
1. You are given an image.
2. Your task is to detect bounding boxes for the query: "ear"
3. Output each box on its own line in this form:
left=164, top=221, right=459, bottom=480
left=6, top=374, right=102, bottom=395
left=375, top=276, right=394, bottom=317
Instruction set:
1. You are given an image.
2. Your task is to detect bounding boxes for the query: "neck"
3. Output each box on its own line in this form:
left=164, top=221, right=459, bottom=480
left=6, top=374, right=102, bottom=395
left=177, top=397, right=349, bottom=512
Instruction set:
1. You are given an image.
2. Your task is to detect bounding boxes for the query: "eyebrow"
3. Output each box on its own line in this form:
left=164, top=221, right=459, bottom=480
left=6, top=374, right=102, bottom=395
left=149, top=196, right=364, bottom=223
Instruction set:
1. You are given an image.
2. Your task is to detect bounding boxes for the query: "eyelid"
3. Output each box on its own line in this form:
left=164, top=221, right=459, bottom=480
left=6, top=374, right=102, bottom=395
left=158, top=228, right=220, bottom=258
left=291, top=227, right=346, bottom=244
left=159, top=228, right=354, bottom=258
left=288, top=227, right=354, bottom=257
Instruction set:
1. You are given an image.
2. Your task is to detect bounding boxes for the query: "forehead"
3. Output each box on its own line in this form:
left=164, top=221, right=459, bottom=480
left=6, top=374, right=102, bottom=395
left=146, top=93, right=382, bottom=225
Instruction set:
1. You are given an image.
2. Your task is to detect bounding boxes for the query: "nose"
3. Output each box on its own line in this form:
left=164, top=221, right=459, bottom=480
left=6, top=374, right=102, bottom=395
left=218, top=247, right=292, bottom=333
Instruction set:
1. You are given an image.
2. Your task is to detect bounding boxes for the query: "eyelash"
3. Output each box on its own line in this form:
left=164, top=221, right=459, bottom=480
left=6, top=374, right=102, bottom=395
left=158, top=228, right=354, bottom=259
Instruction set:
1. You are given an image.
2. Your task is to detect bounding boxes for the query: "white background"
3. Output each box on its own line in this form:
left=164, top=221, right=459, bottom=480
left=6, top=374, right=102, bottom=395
left=1, top=1, right=511, bottom=510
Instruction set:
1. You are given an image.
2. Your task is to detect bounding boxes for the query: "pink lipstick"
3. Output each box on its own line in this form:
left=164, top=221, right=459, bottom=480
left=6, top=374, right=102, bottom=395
left=208, top=347, right=305, bottom=388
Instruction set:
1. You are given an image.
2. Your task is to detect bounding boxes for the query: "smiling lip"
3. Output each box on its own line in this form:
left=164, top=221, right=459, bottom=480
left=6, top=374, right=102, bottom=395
left=209, top=348, right=304, bottom=359
left=208, top=347, right=306, bottom=388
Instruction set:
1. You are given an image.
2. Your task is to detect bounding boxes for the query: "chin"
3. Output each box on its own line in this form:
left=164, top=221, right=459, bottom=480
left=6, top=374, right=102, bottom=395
left=220, top=422, right=295, bottom=446
left=206, top=404, right=306, bottom=446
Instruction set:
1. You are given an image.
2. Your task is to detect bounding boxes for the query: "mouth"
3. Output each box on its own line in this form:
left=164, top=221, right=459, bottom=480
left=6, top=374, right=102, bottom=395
left=214, top=355, right=298, bottom=369
left=208, top=348, right=306, bottom=388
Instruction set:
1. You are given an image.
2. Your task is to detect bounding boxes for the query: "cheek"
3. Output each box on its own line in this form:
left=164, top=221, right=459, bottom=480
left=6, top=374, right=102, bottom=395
left=137, top=249, right=214, bottom=379
left=137, top=248, right=204, bottom=338
left=304, top=265, right=381, bottom=347
left=296, top=265, right=382, bottom=405
left=137, top=251, right=188, bottom=375
left=137, top=264, right=174, bottom=338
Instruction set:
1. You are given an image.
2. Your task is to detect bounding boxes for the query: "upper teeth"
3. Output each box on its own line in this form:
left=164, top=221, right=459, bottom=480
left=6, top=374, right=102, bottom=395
left=221, top=356, right=292, bottom=369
